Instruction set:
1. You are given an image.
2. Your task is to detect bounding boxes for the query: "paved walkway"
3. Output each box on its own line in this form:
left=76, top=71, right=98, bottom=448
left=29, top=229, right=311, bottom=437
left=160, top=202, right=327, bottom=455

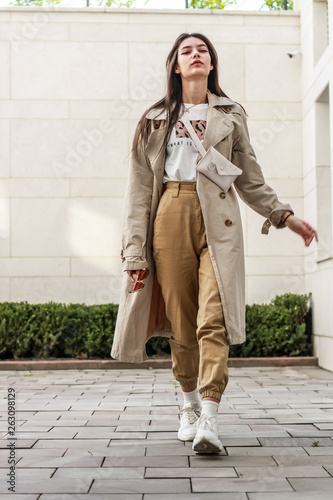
left=1, top=366, right=333, bottom=499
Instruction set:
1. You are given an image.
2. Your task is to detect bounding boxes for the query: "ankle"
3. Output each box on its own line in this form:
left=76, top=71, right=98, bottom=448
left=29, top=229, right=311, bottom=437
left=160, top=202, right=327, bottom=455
left=182, top=387, right=201, bottom=407
left=201, top=399, right=219, bottom=418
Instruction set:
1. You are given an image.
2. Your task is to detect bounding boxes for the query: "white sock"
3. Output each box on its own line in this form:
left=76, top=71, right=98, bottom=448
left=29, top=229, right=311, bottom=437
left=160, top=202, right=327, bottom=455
left=201, top=400, right=219, bottom=417
left=182, top=388, right=201, bottom=407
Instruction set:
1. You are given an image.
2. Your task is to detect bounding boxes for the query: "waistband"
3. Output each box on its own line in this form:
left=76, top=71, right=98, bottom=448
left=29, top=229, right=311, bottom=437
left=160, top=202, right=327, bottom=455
left=164, top=181, right=197, bottom=192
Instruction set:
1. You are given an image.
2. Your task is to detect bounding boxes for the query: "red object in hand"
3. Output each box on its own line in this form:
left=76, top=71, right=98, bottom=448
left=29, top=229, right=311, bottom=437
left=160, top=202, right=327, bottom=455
left=128, top=269, right=149, bottom=293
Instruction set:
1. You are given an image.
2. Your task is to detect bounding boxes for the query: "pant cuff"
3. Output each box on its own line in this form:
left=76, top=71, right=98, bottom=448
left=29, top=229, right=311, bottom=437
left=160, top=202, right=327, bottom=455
left=177, top=379, right=198, bottom=389
left=198, top=390, right=222, bottom=401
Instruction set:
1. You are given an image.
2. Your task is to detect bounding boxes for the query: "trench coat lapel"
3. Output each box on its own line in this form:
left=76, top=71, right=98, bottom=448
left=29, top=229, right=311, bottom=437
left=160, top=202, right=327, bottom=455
left=145, top=127, right=167, bottom=197
left=202, top=104, right=234, bottom=152
left=202, top=89, right=235, bottom=151
left=144, top=90, right=234, bottom=195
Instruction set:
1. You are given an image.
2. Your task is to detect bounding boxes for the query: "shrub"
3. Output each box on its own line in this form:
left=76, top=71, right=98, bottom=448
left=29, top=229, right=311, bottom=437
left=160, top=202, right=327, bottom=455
left=0, top=301, right=118, bottom=360
left=0, top=293, right=312, bottom=360
left=229, top=293, right=312, bottom=357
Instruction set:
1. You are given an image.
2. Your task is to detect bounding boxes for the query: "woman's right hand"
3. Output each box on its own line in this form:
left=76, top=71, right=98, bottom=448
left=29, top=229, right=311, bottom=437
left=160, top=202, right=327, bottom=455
left=126, top=270, right=146, bottom=282
left=284, top=215, right=318, bottom=247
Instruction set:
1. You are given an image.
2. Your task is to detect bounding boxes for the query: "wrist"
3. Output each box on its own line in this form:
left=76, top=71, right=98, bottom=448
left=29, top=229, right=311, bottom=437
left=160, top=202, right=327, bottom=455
left=283, top=213, right=295, bottom=226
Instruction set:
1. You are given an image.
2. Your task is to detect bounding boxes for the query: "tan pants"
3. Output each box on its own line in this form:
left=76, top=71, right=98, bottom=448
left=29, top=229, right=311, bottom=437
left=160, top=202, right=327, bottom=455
left=153, top=181, right=229, bottom=401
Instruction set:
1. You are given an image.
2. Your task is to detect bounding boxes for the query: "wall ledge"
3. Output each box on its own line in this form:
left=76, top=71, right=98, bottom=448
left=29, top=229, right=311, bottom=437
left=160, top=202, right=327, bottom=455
left=0, top=6, right=300, bottom=16
left=0, top=356, right=318, bottom=370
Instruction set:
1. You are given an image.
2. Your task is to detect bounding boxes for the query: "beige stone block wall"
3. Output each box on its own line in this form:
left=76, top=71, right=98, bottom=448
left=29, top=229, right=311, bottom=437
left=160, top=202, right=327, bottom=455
left=0, top=6, right=304, bottom=313
left=295, top=0, right=333, bottom=371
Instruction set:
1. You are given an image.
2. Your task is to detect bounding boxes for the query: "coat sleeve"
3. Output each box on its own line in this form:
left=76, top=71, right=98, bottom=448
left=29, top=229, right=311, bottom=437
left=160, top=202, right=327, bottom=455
left=231, top=106, right=294, bottom=235
left=121, top=122, right=154, bottom=271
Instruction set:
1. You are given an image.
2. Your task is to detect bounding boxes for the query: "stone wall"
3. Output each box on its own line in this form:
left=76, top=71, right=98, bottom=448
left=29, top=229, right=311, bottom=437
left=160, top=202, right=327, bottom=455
left=0, top=6, right=304, bottom=310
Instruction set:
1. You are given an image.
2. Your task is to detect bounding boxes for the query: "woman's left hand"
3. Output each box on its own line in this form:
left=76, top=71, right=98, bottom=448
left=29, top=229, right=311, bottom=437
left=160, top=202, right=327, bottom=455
left=285, top=214, right=318, bottom=247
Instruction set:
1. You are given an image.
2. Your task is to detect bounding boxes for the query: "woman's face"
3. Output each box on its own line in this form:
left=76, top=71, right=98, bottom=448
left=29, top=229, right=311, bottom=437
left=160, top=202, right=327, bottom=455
left=175, top=37, right=213, bottom=81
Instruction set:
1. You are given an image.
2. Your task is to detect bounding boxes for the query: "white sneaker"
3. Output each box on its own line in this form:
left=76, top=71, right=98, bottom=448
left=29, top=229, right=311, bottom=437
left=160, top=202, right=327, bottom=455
left=177, top=402, right=201, bottom=441
left=192, top=413, right=223, bottom=453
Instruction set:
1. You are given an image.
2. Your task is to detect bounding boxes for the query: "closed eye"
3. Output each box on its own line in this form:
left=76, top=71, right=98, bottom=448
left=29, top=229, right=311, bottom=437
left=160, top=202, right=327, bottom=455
left=181, top=50, right=208, bottom=54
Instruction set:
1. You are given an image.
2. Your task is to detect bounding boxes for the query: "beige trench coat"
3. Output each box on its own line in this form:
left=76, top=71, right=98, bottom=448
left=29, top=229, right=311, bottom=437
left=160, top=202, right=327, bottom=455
left=110, top=89, right=293, bottom=363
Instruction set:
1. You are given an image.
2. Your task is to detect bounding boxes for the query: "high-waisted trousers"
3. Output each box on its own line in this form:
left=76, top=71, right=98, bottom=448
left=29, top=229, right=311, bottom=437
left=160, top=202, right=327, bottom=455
left=152, top=181, right=229, bottom=401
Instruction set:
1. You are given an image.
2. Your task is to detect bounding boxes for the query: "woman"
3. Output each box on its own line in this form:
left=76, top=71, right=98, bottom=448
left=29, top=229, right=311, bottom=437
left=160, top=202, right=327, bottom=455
left=111, top=33, right=318, bottom=454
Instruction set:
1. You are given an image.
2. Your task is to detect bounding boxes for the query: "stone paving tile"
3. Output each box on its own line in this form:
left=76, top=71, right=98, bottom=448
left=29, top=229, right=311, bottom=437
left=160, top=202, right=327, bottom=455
left=73, top=427, right=117, bottom=438
left=11, top=428, right=79, bottom=440
left=65, top=445, right=147, bottom=457
left=119, top=423, right=178, bottom=431
left=234, top=465, right=330, bottom=478
left=18, top=456, right=103, bottom=468
left=302, top=446, right=333, bottom=455
left=286, top=429, right=333, bottom=437
left=314, top=422, right=333, bottom=429
left=117, top=414, right=177, bottom=421
left=275, top=416, right=333, bottom=424
left=108, top=438, right=181, bottom=447
left=0, top=440, right=36, bottom=449
left=248, top=424, right=317, bottom=432
left=1, top=366, right=333, bottom=497
left=237, top=419, right=278, bottom=425
left=230, top=431, right=291, bottom=438
left=31, top=439, right=110, bottom=449
left=39, top=496, right=142, bottom=500
left=258, top=437, right=333, bottom=446
left=144, top=495, right=246, bottom=500
left=90, top=478, right=191, bottom=494
left=190, top=456, right=278, bottom=467
left=0, top=449, right=65, bottom=458
left=288, top=478, right=333, bottom=491
left=219, top=437, right=260, bottom=446
left=0, top=468, right=55, bottom=481
left=53, top=466, right=145, bottom=479
left=0, top=495, right=38, bottom=500
left=323, top=464, right=333, bottom=475
left=145, top=467, right=237, bottom=478
left=145, top=431, right=186, bottom=440
left=248, top=493, right=333, bottom=500
left=103, top=456, right=188, bottom=467
left=192, top=477, right=293, bottom=492
left=0, top=478, right=92, bottom=494
left=274, top=455, right=333, bottom=466
left=0, top=457, right=21, bottom=468
left=226, top=446, right=308, bottom=456
left=20, top=420, right=89, bottom=427
left=146, top=445, right=212, bottom=456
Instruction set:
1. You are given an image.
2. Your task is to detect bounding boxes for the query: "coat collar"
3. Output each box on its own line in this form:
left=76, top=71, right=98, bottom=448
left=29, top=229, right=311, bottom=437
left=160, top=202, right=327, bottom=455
left=145, top=90, right=238, bottom=196
left=145, top=89, right=237, bottom=120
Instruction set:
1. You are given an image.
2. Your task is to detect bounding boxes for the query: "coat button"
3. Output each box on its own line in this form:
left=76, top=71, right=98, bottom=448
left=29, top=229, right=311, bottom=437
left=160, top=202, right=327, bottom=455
left=225, top=219, right=232, bottom=227
left=154, top=122, right=160, bottom=129
left=219, top=192, right=226, bottom=199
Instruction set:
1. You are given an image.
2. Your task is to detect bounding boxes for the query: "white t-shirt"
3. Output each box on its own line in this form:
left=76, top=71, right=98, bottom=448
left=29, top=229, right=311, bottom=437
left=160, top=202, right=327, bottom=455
left=163, top=103, right=208, bottom=183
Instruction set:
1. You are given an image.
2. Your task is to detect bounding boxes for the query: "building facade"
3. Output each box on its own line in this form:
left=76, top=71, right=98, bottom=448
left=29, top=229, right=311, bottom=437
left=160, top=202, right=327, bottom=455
left=0, top=3, right=331, bottom=369
left=293, top=0, right=333, bottom=371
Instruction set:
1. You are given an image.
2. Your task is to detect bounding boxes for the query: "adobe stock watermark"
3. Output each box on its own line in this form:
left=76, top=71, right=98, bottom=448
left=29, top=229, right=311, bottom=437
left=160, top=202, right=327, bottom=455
left=280, top=230, right=332, bottom=296
left=8, top=6, right=58, bottom=53
left=84, top=274, right=124, bottom=306
left=52, top=62, right=165, bottom=178
left=250, top=104, right=298, bottom=179
left=52, top=119, right=115, bottom=178
left=251, top=104, right=297, bottom=153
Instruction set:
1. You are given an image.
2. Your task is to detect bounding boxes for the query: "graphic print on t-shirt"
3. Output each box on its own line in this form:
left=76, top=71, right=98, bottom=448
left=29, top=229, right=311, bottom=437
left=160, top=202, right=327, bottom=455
left=175, top=119, right=206, bottom=141
left=164, top=103, right=208, bottom=183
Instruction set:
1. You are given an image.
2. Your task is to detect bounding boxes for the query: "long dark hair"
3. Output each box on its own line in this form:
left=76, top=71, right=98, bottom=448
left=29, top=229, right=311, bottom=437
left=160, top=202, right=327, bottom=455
left=132, top=32, right=247, bottom=162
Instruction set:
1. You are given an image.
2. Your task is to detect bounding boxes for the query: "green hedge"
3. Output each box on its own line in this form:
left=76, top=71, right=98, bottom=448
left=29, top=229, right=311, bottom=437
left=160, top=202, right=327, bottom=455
left=0, top=293, right=312, bottom=360
left=229, top=293, right=312, bottom=357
